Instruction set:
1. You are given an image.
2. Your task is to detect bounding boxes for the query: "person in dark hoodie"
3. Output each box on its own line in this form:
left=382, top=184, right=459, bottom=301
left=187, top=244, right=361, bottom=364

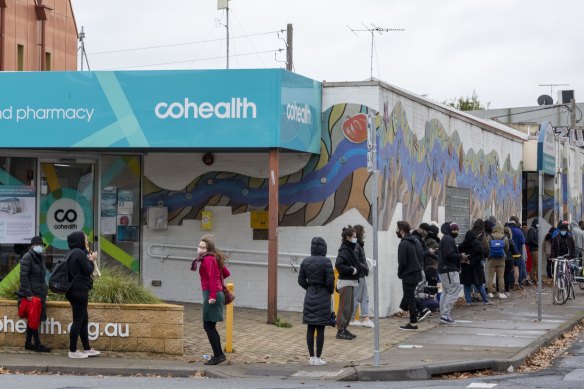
left=459, top=219, right=491, bottom=305
left=334, top=226, right=361, bottom=340
left=18, top=236, right=51, bottom=352
left=298, top=237, right=334, bottom=366
left=526, top=219, right=539, bottom=283
left=65, top=231, right=100, bottom=359
left=397, top=221, right=430, bottom=331
left=438, top=222, right=468, bottom=324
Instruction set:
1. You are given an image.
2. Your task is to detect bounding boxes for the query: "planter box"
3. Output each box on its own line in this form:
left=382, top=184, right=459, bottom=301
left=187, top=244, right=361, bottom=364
left=0, top=300, right=183, bottom=355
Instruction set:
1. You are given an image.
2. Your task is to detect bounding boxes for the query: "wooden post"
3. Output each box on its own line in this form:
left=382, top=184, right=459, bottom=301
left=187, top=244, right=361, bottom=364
left=267, top=148, right=279, bottom=324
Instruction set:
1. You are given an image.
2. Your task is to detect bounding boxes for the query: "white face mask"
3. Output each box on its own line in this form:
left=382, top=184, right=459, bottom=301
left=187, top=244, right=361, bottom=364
left=32, top=245, right=43, bottom=254
left=351, top=238, right=358, bottom=244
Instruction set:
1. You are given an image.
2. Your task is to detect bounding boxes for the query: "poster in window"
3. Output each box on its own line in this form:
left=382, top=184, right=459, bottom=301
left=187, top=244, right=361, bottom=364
left=0, top=186, right=36, bottom=244
left=117, top=190, right=133, bottom=215
left=117, top=225, right=139, bottom=242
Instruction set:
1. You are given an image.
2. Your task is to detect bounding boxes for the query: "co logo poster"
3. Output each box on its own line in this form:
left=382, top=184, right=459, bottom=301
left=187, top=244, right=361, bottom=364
left=40, top=188, right=93, bottom=249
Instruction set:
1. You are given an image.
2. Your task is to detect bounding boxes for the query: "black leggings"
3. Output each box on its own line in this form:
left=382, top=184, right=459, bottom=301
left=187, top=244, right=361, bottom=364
left=25, top=327, right=40, bottom=346
left=66, top=289, right=91, bottom=352
left=306, top=325, right=325, bottom=357
left=203, top=321, right=224, bottom=358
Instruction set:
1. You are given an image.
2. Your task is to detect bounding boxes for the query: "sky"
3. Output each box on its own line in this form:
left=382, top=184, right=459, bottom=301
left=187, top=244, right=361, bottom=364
left=71, top=0, right=583, bottom=109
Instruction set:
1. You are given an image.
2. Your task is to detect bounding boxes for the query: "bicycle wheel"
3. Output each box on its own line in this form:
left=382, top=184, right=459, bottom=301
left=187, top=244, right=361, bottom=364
left=554, top=271, right=569, bottom=305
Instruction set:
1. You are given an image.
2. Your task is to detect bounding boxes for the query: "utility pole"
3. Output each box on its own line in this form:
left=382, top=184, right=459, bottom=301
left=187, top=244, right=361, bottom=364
left=571, top=98, right=576, bottom=128
left=286, top=23, right=293, bottom=71
left=78, top=26, right=86, bottom=71
left=218, top=0, right=230, bottom=69
left=348, top=24, right=404, bottom=80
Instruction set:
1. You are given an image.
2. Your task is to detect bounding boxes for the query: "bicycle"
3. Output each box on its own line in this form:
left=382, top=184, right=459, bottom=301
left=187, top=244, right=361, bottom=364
left=551, top=255, right=579, bottom=305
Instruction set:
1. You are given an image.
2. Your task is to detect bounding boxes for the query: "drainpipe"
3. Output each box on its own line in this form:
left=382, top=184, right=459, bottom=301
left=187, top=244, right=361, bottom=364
left=35, top=0, right=49, bottom=71
left=0, top=0, right=6, bottom=71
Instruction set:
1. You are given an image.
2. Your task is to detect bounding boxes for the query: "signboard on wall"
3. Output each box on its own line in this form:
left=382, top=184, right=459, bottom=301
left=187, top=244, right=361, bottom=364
left=0, top=186, right=36, bottom=244
left=445, top=186, right=470, bottom=244
left=537, top=121, right=556, bottom=176
left=0, top=69, right=321, bottom=153
left=250, top=211, right=269, bottom=229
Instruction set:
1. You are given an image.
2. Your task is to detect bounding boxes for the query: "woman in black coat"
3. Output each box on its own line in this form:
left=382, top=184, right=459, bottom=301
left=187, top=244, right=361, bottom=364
left=458, top=219, right=490, bottom=305
left=65, top=231, right=99, bottom=359
left=18, top=236, right=50, bottom=352
left=298, top=237, right=334, bottom=366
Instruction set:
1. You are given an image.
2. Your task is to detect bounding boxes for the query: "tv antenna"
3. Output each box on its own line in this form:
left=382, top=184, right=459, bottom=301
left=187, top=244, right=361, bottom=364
left=348, top=23, right=404, bottom=80
left=538, top=83, right=569, bottom=97
left=78, top=26, right=90, bottom=71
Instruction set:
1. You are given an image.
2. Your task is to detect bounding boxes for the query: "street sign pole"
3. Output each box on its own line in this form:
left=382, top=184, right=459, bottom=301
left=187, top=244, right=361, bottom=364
left=537, top=170, right=543, bottom=321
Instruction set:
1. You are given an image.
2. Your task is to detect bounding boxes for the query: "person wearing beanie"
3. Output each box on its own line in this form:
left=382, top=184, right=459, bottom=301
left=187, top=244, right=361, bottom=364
left=551, top=223, right=576, bottom=260
left=437, top=222, right=468, bottom=324
left=18, top=236, right=51, bottom=353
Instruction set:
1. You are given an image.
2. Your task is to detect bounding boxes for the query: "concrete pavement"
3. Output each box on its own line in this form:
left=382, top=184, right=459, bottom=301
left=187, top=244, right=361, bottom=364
left=1, top=282, right=584, bottom=381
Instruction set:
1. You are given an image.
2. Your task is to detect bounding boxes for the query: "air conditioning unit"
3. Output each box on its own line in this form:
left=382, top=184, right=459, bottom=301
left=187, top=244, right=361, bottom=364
left=558, top=90, right=575, bottom=104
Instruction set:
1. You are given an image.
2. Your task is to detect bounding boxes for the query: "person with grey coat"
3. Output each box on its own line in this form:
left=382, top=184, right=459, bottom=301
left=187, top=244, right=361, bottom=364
left=298, top=237, right=334, bottom=366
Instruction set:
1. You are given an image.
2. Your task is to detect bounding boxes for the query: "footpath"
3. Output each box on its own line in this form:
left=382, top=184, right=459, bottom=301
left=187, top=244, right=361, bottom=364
left=2, top=283, right=584, bottom=381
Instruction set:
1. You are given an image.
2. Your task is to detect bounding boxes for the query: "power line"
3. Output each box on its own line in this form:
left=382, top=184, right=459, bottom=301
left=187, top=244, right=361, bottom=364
left=88, top=30, right=284, bottom=56
left=98, top=48, right=283, bottom=70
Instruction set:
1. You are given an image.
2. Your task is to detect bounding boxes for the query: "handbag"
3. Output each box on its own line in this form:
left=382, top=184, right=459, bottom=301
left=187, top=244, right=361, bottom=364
left=329, top=296, right=336, bottom=327
left=220, top=266, right=235, bottom=305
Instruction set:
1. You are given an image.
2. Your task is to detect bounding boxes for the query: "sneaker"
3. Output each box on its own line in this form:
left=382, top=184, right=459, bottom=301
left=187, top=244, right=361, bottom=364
left=345, top=329, right=357, bottom=338
left=440, top=316, right=455, bottom=325
left=309, top=356, right=316, bottom=366
left=349, top=320, right=363, bottom=327
left=204, top=354, right=226, bottom=365
left=497, top=292, right=508, bottom=299
left=68, top=351, right=89, bottom=359
left=313, top=357, right=327, bottom=366
left=336, top=330, right=353, bottom=340
left=487, top=292, right=494, bottom=298
left=83, top=349, right=100, bottom=357
left=400, top=322, right=418, bottom=331
left=484, top=301, right=494, bottom=305
left=417, top=308, right=431, bottom=323
left=361, top=319, right=375, bottom=328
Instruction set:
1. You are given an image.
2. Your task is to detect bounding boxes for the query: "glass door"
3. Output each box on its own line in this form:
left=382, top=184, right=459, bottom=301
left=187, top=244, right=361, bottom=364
left=39, top=161, right=95, bottom=270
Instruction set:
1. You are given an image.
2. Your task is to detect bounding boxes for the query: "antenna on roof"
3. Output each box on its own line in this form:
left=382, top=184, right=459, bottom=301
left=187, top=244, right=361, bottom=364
left=538, top=83, right=569, bottom=97
left=347, top=23, right=404, bottom=80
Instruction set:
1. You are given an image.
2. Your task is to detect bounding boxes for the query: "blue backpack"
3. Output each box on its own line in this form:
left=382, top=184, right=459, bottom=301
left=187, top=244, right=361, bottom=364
left=489, top=238, right=505, bottom=258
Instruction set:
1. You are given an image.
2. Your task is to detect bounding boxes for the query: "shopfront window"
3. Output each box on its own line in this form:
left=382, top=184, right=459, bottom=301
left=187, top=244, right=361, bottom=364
left=99, top=155, right=141, bottom=274
left=0, top=157, right=36, bottom=280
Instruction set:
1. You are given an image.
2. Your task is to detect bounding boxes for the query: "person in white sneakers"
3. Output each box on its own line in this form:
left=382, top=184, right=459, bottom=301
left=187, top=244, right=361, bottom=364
left=349, top=225, right=374, bottom=328
left=65, top=232, right=100, bottom=359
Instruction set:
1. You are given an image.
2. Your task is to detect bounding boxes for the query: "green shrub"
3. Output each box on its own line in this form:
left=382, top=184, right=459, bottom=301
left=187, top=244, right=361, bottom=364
left=0, top=264, right=161, bottom=305
left=274, top=317, right=293, bottom=328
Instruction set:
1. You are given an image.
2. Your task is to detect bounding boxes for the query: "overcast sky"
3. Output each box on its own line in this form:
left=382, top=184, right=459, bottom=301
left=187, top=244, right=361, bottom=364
left=71, top=0, right=582, bottom=109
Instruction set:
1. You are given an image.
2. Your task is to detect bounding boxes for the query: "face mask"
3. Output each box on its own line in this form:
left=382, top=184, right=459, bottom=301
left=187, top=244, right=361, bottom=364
left=451, top=231, right=459, bottom=238
left=535, top=224, right=539, bottom=229
left=32, top=245, right=43, bottom=254
left=560, top=231, right=567, bottom=236
left=351, top=238, right=358, bottom=244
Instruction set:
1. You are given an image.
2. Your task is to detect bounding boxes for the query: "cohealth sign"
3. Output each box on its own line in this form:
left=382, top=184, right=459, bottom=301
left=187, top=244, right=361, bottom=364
left=0, top=69, right=321, bottom=153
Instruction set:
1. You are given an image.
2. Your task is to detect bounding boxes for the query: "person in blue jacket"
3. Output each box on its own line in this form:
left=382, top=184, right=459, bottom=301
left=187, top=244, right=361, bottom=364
left=508, top=216, right=527, bottom=287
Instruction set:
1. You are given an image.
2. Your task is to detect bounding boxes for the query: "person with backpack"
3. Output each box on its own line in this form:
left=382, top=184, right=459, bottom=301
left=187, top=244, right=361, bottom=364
left=459, top=219, right=491, bottom=305
left=65, top=231, right=100, bottom=359
left=18, top=236, right=51, bottom=353
left=503, top=226, right=519, bottom=293
left=508, top=217, right=527, bottom=286
left=484, top=222, right=509, bottom=299
left=298, top=237, right=334, bottom=366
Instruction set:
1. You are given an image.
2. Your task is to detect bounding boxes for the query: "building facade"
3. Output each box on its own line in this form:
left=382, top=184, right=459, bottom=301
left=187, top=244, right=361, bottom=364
left=0, top=0, right=77, bottom=71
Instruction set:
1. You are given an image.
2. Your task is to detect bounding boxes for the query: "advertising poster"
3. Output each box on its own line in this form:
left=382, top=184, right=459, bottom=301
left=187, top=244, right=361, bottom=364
left=117, top=190, right=133, bottom=215
left=101, top=186, right=117, bottom=235
left=0, top=186, right=36, bottom=244
left=117, top=215, right=132, bottom=226
left=117, top=225, right=139, bottom=242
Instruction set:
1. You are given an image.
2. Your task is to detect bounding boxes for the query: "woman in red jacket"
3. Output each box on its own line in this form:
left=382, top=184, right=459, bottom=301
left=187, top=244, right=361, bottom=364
left=195, top=236, right=230, bottom=365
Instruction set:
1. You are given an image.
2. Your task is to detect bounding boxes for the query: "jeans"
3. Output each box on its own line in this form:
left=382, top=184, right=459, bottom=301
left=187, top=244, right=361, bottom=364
left=463, top=284, right=489, bottom=303
left=350, top=277, right=369, bottom=319
left=439, top=271, right=462, bottom=319
left=66, top=288, right=91, bottom=352
left=519, top=257, right=528, bottom=283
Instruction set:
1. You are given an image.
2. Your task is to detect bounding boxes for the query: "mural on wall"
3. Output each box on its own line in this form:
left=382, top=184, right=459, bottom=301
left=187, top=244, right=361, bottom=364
left=144, top=101, right=522, bottom=231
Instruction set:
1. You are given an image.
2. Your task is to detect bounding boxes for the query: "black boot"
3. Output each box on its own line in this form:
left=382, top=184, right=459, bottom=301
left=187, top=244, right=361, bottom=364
left=36, top=344, right=51, bottom=353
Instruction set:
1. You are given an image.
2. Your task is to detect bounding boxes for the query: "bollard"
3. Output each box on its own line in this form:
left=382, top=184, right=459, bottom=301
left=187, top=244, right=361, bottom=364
left=225, top=282, right=234, bottom=353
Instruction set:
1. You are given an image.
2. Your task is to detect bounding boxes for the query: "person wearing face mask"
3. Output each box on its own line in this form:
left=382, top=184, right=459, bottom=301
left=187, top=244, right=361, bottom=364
left=551, top=223, right=576, bottom=260
left=193, top=235, right=230, bottom=365
left=334, top=226, right=361, bottom=340
left=18, top=236, right=50, bottom=352
left=396, top=221, right=429, bottom=330
left=438, top=222, right=468, bottom=325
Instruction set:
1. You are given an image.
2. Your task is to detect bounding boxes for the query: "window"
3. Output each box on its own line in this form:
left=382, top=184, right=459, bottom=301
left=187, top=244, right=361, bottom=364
left=45, top=52, right=51, bottom=71
left=17, top=44, right=24, bottom=71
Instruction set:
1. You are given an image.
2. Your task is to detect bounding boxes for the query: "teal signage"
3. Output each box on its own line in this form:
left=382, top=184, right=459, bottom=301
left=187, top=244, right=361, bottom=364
left=0, top=69, right=321, bottom=153
left=537, top=121, right=556, bottom=176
